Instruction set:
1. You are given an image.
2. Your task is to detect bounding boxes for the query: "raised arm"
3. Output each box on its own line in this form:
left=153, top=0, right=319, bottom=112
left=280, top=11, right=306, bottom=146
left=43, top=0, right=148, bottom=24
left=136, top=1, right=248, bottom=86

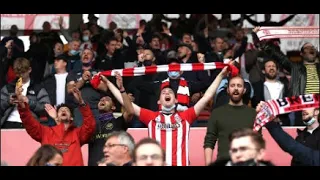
left=16, top=85, right=44, bottom=142
left=256, top=101, right=320, bottom=166
left=265, top=121, right=319, bottom=166
left=193, top=66, right=228, bottom=116
left=70, top=86, right=96, bottom=145
left=114, top=72, right=134, bottom=122
left=100, top=75, right=141, bottom=117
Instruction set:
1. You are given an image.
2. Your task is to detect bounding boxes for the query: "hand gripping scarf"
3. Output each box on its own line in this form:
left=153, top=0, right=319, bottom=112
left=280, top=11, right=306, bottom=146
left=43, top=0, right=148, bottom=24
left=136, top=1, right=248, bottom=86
left=254, top=94, right=320, bottom=131
left=90, top=62, right=239, bottom=89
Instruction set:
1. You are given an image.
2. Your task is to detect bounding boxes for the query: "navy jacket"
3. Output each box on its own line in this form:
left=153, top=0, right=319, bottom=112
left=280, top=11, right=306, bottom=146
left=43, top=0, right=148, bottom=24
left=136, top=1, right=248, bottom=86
left=265, top=121, right=320, bottom=166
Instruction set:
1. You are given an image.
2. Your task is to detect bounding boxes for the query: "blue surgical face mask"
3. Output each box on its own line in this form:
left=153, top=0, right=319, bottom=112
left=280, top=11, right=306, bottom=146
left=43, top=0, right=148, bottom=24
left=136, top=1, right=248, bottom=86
left=162, top=104, right=176, bottom=114
left=303, top=117, right=316, bottom=126
left=82, top=35, right=89, bottom=42
left=168, top=71, right=180, bottom=79
left=70, top=50, right=79, bottom=56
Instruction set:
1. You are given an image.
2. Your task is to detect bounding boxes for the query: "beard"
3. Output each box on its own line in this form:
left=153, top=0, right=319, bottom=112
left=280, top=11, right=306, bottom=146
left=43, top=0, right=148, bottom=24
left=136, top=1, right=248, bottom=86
left=303, top=55, right=316, bottom=63
left=229, top=90, right=243, bottom=104
left=265, top=71, right=277, bottom=80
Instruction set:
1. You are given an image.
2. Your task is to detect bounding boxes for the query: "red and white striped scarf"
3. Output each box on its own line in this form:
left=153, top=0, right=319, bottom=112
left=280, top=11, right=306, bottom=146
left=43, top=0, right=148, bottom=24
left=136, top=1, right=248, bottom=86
left=90, top=62, right=239, bottom=89
left=160, top=78, right=189, bottom=112
left=253, top=94, right=320, bottom=131
left=256, top=26, right=319, bottom=41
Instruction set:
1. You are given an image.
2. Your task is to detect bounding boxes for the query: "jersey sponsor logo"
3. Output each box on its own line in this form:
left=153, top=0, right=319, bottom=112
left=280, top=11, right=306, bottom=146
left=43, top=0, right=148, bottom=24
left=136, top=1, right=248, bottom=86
left=157, top=123, right=180, bottom=130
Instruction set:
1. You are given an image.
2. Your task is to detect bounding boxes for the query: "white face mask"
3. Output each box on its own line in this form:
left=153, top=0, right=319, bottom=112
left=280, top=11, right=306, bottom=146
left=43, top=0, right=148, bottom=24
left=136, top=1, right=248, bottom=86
left=161, top=104, right=176, bottom=114
left=303, top=117, right=316, bottom=126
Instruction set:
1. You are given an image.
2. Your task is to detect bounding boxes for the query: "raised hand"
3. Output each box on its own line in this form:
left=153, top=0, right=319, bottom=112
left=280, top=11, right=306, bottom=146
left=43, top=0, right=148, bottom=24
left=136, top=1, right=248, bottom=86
left=45, top=104, right=57, bottom=119
left=197, top=53, right=205, bottom=63
left=115, top=72, right=124, bottom=91
left=82, top=71, right=92, bottom=82
left=219, top=66, right=229, bottom=77
left=253, top=26, right=261, bottom=33
left=72, top=87, right=84, bottom=104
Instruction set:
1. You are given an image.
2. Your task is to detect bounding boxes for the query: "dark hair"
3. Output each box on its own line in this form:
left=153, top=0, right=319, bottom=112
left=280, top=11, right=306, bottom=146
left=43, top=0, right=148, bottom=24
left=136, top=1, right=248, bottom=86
left=139, top=20, right=147, bottom=27
left=262, top=58, right=279, bottom=70
left=26, top=144, right=62, bottom=166
left=160, top=85, right=177, bottom=98
left=132, top=138, right=165, bottom=163
left=229, top=128, right=265, bottom=150
left=56, top=103, right=74, bottom=117
left=105, top=36, right=118, bottom=45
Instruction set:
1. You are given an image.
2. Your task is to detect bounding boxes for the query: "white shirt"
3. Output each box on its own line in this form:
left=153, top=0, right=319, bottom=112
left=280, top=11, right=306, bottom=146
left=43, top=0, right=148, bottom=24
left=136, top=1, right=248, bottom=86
left=264, top=81, right=284, bottom=100
left=7, top=80, right=31, bottom=123
left=55, top=73, right=68, bottom=106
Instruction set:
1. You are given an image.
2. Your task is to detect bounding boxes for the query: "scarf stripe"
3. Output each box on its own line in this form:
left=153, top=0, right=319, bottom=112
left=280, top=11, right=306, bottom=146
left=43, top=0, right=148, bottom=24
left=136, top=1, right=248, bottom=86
left=254, top=93, right=320, bottom=131
left=256, top=26, right=319, bottom=41
left=90, top=62, right=238, bottom=89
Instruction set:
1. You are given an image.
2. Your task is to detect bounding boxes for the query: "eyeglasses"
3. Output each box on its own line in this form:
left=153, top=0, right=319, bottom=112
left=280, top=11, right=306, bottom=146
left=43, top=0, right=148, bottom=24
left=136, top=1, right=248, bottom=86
left=104, top=144, right=127, bottom=149
left=137, top=154, right=163, bottom=161
left=229, top=146, right=258, bottom=154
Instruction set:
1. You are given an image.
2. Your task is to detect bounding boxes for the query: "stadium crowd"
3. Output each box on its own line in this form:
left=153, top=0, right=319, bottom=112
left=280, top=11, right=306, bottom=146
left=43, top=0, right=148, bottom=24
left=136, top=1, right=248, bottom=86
left=0, top=14, right=319, bottom=166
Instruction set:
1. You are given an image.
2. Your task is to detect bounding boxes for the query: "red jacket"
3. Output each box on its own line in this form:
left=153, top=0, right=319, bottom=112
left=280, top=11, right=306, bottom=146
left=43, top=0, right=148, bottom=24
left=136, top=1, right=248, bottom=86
left=18, top=103, right=96, bottom=166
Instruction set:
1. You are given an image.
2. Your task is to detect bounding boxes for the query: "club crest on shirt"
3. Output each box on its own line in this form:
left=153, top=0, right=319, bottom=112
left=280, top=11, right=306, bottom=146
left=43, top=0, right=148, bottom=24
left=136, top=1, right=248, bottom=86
left=104, top=123, right=113, bottom=130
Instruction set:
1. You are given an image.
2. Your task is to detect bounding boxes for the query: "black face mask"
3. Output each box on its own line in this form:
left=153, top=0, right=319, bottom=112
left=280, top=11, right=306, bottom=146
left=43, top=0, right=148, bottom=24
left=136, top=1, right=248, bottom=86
left=82, top=62, right=92, bottom=67
left=143, top=60, right=153, bottom=66
left=10, top=31, right=18, bottom=36
left=232, top=159, right=257, bottom=166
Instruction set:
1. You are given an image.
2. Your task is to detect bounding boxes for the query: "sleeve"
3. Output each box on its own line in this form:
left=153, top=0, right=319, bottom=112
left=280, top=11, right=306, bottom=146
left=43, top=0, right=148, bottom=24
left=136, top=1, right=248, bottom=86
left=78, top=104, right=96, bottom=145
left=139, top=108, right=158, bottom=126
left=203, top=110, right=218, bottom=149
left=180, top=107, right=197, bottom=124
left=29, top=88, right=51, bottom=115
left=18, top=103, right=44, bottom=142
left=265, top=121, right=319, bottom=166
left=0, top=86, right=13, bottom=113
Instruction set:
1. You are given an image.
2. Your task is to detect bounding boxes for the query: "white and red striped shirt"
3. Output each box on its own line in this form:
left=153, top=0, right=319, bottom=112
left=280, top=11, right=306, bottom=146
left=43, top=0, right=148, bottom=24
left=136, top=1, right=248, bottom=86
left=139, top=107, right=197, bottom=166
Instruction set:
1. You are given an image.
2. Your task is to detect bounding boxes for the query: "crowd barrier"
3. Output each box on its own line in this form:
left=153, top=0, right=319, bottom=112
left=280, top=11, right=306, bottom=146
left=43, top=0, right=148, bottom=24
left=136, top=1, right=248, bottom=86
left=1, top=127, right=300, bottom=166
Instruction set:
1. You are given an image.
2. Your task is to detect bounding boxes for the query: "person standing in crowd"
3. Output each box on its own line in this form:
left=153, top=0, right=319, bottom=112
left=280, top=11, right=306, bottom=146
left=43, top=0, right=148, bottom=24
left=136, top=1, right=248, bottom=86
left=102, top=131, right=135, bottom=166
left=42, top=55, right=77, bottom=126
left=88, top=72, right=134, bottom=166
left=103, top=66, right=228, bottom=166
left=251, top=58, right=290, bottom=125
left=16, top=83, right=96, bottom=166
left=26, top=144, right=63, bottom=166
left=204, top=75, right=257, bottom=165
left=210, top=128, right=273, bottom=166
left=1, top=57, right=50, bottom=128
left=256, top=101, right=320, bottom=166
left=291, top=107, right=320, bottom=166
left=69, top=48, right=108, bottom=126
left=133, top=138, right=166, bottom=166
left=0, top=25, right=24, bottom=57
left=255, top=25, right=319, bottom=125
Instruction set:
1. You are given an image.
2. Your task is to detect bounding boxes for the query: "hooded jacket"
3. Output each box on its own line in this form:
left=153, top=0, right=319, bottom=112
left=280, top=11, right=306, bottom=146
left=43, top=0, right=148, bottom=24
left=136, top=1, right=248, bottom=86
left=18, top=102, right=96, bottom=166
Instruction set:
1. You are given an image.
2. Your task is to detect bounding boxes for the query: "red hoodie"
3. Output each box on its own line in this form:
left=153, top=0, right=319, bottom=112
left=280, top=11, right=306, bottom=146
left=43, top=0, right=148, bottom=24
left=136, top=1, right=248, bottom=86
left=18, top=103, right=96, bottom=166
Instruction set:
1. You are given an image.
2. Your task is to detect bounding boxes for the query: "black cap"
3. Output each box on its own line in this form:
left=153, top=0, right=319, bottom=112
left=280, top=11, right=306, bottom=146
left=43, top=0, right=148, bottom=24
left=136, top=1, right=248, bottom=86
left=55, top=54, right=68, bottom=63
left=177, top=43, right=193, bottom=52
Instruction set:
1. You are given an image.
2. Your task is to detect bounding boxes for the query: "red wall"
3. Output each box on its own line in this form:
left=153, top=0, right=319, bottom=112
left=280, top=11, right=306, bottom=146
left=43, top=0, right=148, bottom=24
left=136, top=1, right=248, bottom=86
left=1, top=127, right=299, bottom=166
